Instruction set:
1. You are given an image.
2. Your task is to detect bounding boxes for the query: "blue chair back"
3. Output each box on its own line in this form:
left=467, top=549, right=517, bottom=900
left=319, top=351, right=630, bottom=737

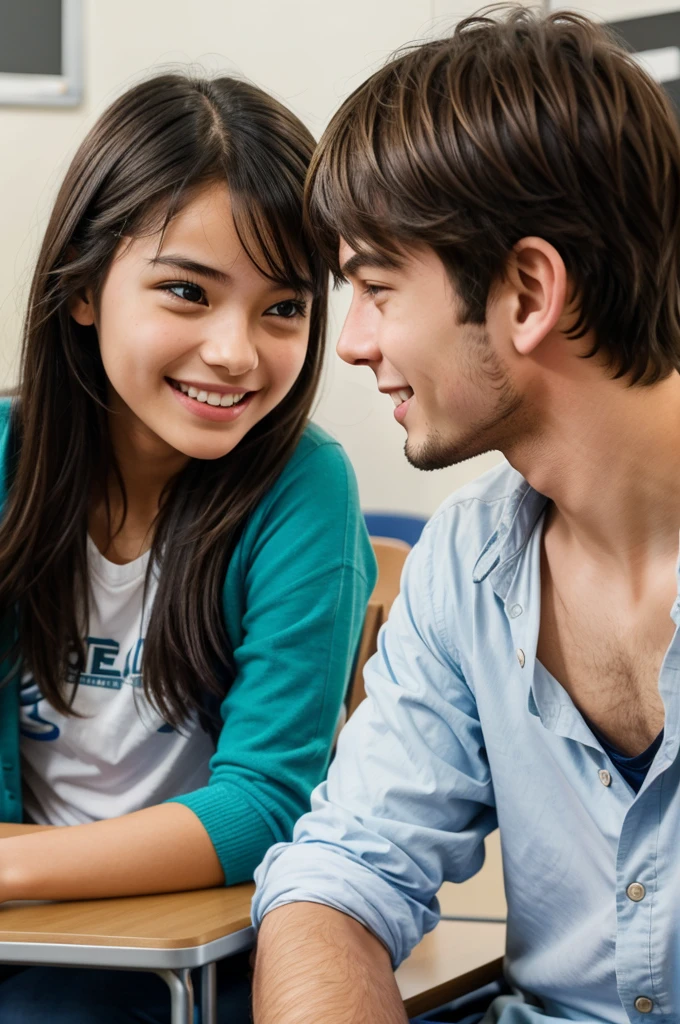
left=363, top=512, right=427, bottom=547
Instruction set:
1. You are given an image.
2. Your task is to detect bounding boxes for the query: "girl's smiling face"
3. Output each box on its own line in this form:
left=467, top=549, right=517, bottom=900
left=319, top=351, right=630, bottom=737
left=71, top=182, right=312, bottom=462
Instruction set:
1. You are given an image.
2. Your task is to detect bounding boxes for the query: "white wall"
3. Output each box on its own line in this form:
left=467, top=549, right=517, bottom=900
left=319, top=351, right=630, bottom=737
left=551, top=0, right=680, bottom=16
left=0, top=0, right=672, bottom=516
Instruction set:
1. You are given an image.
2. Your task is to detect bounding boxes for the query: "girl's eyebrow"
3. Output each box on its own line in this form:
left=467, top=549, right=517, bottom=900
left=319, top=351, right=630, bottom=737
left=149, top=254, right=314, bottom=294
left=148, top=254, right=230, bottom=284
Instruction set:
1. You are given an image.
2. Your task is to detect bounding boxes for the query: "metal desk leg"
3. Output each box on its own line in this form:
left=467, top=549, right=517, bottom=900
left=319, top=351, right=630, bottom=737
left=157, top=967, right=194, bottom=1024
left=201, top=960, right=217, bottom=1024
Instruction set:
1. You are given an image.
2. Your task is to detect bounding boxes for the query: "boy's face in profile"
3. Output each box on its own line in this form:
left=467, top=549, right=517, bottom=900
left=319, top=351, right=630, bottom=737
left=336, top=238, right=529, bottom=471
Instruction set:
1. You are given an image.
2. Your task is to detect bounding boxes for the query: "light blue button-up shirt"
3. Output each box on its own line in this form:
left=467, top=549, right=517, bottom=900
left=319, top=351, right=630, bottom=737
left=253, top=462, right=680, bottom=1024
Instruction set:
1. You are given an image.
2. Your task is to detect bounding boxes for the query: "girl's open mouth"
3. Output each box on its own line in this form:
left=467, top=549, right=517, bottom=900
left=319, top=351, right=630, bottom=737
left=166, top=378, right=255, bottom=422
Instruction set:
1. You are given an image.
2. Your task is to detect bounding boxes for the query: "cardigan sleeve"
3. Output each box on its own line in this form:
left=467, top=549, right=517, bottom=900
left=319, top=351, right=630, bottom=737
left=168, top=435, right=377, bottom=883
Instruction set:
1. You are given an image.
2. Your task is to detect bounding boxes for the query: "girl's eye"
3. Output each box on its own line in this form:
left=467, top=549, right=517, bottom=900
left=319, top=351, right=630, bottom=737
left=364, top=284, right=387, bottom=298
left=163, top=282, right=206, bottom=305
left=264, top=299, right=307, bottom=319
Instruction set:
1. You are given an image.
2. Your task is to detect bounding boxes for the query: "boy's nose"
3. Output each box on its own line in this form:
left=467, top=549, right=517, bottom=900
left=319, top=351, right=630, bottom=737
left=336, top=304, right=381, bottom=368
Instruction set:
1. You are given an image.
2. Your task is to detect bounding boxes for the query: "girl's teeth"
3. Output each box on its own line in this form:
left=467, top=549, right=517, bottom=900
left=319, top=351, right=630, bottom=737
left=174, top=381, right=247, bottom=407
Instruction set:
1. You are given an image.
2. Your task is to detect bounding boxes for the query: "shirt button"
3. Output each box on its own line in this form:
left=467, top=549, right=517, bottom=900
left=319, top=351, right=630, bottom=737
left=627, top=882, right=646, bottom=902
left=634, top=996, right=653, bottom=1013
left=509, top=604, right=523, bottom=618
left=516, top=649, right=525, bottom=668
left=598, top=769, right=612, bottom=787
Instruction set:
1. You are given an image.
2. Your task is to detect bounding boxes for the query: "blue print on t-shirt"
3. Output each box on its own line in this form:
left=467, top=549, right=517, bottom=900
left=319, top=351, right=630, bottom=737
left=19, top=680, right=60, bottom=741
left=20, top=636, right=175, bottom=740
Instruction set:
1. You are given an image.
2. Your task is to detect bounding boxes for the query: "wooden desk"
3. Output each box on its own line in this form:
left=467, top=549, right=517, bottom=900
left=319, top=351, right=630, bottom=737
left=0, top=824, right=251, bottom=1023
left=0, top=828, right=506, bottom=1022
left=0, top=885, right=253, bottom=953
left=397, top=920, right=505, bottom=1018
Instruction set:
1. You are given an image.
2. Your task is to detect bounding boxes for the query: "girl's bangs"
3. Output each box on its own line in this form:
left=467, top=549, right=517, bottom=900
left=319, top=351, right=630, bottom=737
left=131, top=178, right=317, bottom=301
left=230, top=190, right=317, bottom=298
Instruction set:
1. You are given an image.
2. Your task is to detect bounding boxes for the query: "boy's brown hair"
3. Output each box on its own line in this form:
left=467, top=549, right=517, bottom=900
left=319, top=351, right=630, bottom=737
left=307, top=3, right=680, bottom=384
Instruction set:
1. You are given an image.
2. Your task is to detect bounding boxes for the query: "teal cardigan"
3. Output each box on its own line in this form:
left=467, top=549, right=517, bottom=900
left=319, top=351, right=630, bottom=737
left=0, top=400, right=377, bottom=884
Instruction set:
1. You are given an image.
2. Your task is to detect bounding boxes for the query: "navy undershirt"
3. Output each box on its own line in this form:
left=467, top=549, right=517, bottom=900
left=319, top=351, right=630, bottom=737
left=588, top=721, right=664, bottom=793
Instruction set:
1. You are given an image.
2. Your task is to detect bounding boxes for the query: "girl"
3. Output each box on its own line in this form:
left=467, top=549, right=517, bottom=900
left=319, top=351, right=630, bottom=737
left=0, top=73, right=375, bottom=1021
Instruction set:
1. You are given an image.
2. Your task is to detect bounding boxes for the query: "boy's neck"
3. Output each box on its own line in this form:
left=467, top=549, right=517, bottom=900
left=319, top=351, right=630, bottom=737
left=509, top=370, right=680, bottom=570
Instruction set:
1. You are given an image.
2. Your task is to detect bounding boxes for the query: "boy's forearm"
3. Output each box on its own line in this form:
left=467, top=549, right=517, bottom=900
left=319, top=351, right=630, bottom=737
left=253, top=902, right=409, bottom=1024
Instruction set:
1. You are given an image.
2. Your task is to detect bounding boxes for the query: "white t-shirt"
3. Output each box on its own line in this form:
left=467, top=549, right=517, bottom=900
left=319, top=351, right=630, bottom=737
left=20, top=537, right=214, bottom=826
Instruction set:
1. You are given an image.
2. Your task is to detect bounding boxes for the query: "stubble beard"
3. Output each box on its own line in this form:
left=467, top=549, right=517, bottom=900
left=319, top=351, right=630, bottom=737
left=404, top=330, right=526, bottom=472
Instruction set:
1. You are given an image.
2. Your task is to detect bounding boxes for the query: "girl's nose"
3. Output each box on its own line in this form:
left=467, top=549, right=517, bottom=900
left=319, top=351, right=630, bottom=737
left=199, top=321, right=259, bottom=377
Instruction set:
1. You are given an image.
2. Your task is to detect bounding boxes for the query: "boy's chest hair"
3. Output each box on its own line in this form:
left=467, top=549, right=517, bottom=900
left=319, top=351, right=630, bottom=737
left=536, top=557, right=673, bottom=757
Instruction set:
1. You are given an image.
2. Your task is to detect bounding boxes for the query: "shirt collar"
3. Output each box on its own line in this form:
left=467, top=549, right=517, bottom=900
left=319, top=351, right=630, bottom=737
left=472, top=479, right=548, bottom=587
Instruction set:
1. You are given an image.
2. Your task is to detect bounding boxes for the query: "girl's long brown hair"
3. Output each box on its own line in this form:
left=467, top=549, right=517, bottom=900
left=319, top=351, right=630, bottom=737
left=0, top=74, right=327, bottom=728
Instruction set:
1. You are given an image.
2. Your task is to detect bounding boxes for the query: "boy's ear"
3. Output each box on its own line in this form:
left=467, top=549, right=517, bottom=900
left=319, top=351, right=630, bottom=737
left=68, top=288, right=96, bottom=327
left=505, top=237, right=567, bottom=357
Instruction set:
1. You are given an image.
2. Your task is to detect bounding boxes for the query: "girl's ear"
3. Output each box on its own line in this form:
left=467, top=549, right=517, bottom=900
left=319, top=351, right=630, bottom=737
left=68, top=288, right=96, bottom=327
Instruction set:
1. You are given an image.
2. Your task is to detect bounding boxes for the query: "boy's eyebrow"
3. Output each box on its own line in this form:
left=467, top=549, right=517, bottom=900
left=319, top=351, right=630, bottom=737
left=148, top=255, right=230, bottom=284
left=340, top=251, right=400, bottom=278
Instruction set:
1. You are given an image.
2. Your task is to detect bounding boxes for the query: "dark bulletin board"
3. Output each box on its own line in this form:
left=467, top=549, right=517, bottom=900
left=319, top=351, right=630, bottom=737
left=0, top=0, right=62, bottom=76
left=609, top=10, right=680, bottom=110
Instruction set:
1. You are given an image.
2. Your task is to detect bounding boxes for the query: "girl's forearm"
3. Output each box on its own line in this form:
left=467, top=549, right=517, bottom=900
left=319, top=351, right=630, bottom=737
left=0, top=803, right=224, bottom=901
left=0, top=822, right=54, bottom=837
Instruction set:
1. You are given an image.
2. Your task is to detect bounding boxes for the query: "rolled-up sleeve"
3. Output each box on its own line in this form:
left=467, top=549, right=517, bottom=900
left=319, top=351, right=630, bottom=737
left=252, top=514, right=498, bottom=967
